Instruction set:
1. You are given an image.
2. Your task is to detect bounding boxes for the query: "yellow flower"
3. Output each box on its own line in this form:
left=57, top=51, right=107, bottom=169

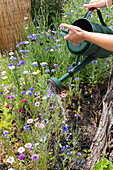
left=37, top=70, right=41, bottom=74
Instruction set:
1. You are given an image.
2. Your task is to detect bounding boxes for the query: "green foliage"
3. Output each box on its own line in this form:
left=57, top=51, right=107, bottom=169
left=94, top=157, right=113, bottom=170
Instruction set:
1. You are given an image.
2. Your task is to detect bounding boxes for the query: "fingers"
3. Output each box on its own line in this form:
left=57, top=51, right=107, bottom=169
left=60, top=24, right=73, bottom=31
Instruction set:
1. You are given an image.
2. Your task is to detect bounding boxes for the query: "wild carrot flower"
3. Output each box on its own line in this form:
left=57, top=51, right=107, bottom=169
left=17, top=147, right=25, bottom=153
left=32, top=154, right=39, bottom=161
left=23, top=71, right=29, bottom=74
left=18, top=154, right=25, bottom=160
left=9, top=52, right=14, bottom=56
left=7, top=156, right=14, bottom=164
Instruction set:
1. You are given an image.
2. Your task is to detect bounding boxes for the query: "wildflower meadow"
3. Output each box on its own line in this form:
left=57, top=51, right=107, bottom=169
left=0, top=0, right=113, bottom=170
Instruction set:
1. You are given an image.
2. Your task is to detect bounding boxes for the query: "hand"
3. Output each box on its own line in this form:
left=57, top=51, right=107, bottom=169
left=83, top=0, right=112, bottom=10
left=60, top=24, right=86, bottom=45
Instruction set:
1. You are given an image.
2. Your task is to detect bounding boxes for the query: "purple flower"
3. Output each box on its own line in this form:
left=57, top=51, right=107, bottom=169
left=42, top=119, right=48, bottom=123
left=62, top=126, right=68, bottom=132
left=55, top=22, right=58, bottom=25
left=75, top=77, right=79, bottom=81
left=33, top=19, right=36, bottom=22
left=69, top=66, right=73, bottom=70
left=32, top=154, right=39, bottom=161
left=29, top=147, right=34, bottom=152
left=27, top=34, right=32, bottom=39
left=45, top=69, right=50, bottom=73
left=12, top=57, right=17, bottom=61
left=51, top=69, right=56, bottom=73
left=59, top=34, right=63, bottom=36
left=4, top=131, right=9, bottom=136
left=39, top=42, right=43, bottom=45
left=40, top=15, right=43, bottom=18
left=54, top=64, right=59, bottom=68
left=75, top=114, right=80, bottom=118
left=68, top=83, right=72, bottom=86
left=20, top=127, right=24, bottom=133
left=46, top=47, right=49, bottom=50
left=93, top=61, right=97, bottom=64
left=51, top=37, right=55, bottom=39
left=28, top=92, right=33, bottom=95
left=62, top=146, right=67, bottom=151
left=8, top=63, right=13, bottom=66
left=50, top=106, right=56, bottom=109
left=18, top=154, right=25, bottom=160
left=47, top=34, right=51, bottom=37
left=21, top=91, right=26, bottom=95
left=0, top=92, right=3, bottom=94
left=34, top=64, right=38, bottom=67
left=23, top=125, right=30, bottom=130
left=31, top=37, right=36, bottom=41
left=30, top=88, right=34, bottom=91
left=55, top=46, right=58, bottom=49
left=67, top=12, right=72, bottom=16
left=19, top=50, right=29, bottom=53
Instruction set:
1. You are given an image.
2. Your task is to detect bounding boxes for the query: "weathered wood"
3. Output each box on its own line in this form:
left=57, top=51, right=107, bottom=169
left=82, top=70, right=113, bottom=170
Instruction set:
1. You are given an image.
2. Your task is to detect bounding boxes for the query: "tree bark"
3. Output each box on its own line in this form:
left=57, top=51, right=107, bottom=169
left=82, top=69, right=113, bottom=170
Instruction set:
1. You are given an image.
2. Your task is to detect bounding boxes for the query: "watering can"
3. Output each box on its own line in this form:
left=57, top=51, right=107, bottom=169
left=47, top=7, right=113, bottom=94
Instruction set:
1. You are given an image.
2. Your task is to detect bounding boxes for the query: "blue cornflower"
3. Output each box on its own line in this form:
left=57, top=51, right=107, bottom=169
left=55, top=46, right=58, bottom=49
left=62, top=126, right=68, bottom=132
left=20, top=60, right=26, bottom=64
left=69, top=66, right=73, bottom=70
left=4, top=130, right=9, bottom=136
left=33, top=18, right=36, bottom=22
left=75, top=114, right=80, bottom=118
left=21, top=91, right=26, bottom=95
left=47, top=34, right=51, bottom=37
left=60, top=34, right=63, bottom=36
left=67, top=12, right=72, bottom=16
left=54, top=64, right=59, bottom=68
left=45, top=69, right=50, bottom=73
left=55, top=22, right=58, bottom=25
left=19, top=50, right=29, bottom=53
left=27, top=34, right=32, bottom=39
left=46, top=47, right=49, bottom=50
left=23, top=125, right=30, bottom=130
left=12, top=57, right=17, bottom=61
left=34, top=64, right=38, bottom=67
left=30, top=88, right=34, bottom=91
left=8, top=63, right=13, bottom=66
left=62, top=146, right=67, bottom=151
left=51, top=37, right=55, bottom=39
left=68, top=83, right=72, bottom=86
left=93, top=61, right=97, bottom=64
left=28, top=92, right=33, bottom=95
left=51, top=69, right=56, bottom=73
left=75, top=77, right=79, bottom=81
left=0, top=92, right=3, bottom=94
left=79, top=7, right=81, bottom=11
left=31, top=37, right=36, bottom=41
left=40, top=15, right=43, bottom=17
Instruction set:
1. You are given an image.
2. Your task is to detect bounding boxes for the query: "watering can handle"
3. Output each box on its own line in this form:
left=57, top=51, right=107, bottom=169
left=84, top=7, right=107, bottom=26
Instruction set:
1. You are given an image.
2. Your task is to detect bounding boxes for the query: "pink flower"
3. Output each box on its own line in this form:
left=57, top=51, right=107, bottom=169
left=22, top=99, right=27, bottom=102
left=7, top=156, right=14, bottom=164
left=25, top=143, right=32, bottom=148
left=27, top=119, right=33, bottom=124
left=5, top=105, right=9, bottom=108
left=35, top=102, right=40, bottom=107
left=61, top=93, right=66, bottom=98
left=35, top=122, right=39, bottom=127
left=34, top=118, right=39, bottom=121
left=39, top=124, right=45, bottom=128
left=17, top=147, right=25, bottom=153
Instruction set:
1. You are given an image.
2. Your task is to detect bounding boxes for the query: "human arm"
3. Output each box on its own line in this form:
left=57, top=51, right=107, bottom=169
left=83, top=0, right=112, bottom=10
left=60, top=24, right=113, bottom=52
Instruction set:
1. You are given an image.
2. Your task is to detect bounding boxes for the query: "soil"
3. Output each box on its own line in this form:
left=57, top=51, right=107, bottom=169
left=0, top=78, right=109, bottom=170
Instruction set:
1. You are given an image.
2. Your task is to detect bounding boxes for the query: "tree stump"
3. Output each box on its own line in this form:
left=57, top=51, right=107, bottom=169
left=83, top=69, right=113, bottom=170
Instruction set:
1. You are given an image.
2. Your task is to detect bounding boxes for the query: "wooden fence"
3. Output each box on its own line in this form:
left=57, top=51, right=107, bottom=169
left=0, top=0, right=31, bottom=53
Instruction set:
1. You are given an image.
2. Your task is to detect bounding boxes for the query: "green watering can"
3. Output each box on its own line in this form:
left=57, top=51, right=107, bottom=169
left=47, top=7, right=113, bottom=94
